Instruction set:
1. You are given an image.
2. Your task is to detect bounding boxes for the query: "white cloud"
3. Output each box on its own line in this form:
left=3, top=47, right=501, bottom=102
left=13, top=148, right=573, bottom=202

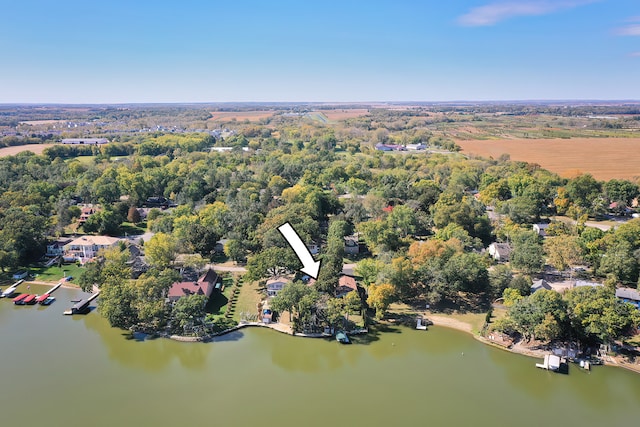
left=458, top=1, right=597, bottom=27
left=629, top=52, right=640, bottom=57
left=615, top=24, right=640, bottom=36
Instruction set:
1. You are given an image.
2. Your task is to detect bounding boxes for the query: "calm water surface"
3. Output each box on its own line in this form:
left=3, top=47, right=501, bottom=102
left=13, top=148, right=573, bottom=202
left=1, top=285, right=640, bottom=427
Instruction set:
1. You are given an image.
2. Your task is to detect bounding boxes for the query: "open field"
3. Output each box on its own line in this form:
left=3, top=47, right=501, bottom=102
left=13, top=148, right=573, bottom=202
left=319, top=108, right=370, bottom=121
left=0, top=143, right=55, bottom=157
left=208, top=111, right=275, bottom=122
left=457, top=137, right=640, bottom=181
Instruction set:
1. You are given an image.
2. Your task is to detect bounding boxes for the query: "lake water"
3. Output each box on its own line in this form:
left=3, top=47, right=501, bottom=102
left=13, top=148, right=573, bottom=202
left=1, top=285, right=640, bottom=427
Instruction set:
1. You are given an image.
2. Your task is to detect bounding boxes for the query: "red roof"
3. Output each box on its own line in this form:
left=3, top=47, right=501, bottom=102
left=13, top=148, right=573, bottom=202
left=336, top=275, right=358, bottom=296
left=383, top=205, right=394, bottom=213
left=168, top=281, right=213, bottom=300
left=36, top=293, right=50, bottom=303
left=338, top=276, right=357, bottom=291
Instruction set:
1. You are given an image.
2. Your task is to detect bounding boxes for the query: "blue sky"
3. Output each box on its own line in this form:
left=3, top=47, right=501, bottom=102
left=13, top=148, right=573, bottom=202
left=1, top=0, right=639, bottom=103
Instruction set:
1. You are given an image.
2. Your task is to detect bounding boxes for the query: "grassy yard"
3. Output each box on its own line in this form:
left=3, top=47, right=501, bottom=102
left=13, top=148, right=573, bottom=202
left=120, top=221, right=147, bottom=235
left=29, top=263, right=85, bottom=283
left=205, top=276, right=235, bottom=316
left=233, top=278, right=264, bottom=322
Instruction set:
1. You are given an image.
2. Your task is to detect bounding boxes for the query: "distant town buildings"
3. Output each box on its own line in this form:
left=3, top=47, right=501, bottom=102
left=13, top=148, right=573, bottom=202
left=61, top=138, right=109, bottom=145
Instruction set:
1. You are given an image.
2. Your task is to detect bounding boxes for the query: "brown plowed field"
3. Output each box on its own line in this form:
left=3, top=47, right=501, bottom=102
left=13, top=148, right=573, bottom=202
left=457, top=138, right=640, bottom=181
left=0, top=144, right=55, bottom=157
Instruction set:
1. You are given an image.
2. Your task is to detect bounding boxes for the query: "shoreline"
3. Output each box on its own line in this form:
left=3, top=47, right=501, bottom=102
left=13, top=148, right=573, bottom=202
left=427, top=312, right=640, bottom=374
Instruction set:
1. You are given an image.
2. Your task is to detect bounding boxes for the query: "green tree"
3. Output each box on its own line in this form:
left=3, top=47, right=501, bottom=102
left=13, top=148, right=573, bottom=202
left=544, top=235, right=583, bottom=273
left=510, top=231, right=544, bottom=274
left=172, top=294, right=208, bottom=329
left=489, top=264, right=513, bottom=300
left=145, top=232, right=178, bottom=268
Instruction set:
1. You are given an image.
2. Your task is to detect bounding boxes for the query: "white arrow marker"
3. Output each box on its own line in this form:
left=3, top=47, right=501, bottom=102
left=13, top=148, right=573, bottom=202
left=277, top=222, right=322, bottom=280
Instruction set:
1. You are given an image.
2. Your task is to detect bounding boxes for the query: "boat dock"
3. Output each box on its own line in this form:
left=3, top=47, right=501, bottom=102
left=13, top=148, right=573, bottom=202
left=64, top=292, right=100, bottom=315
left=1, top=279, right=24, bottom=298
left=536, top=354, right=568, bottom=373
left=36, top=282, right=63, bottom=305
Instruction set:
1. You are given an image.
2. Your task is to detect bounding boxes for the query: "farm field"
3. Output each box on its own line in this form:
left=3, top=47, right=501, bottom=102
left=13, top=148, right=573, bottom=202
left=319, top=108, right=370, bottom=121
left=0, top=143, right=54, bottom=157
left=457, top=137, right=640, bottom=181
left=208, top=111, right=275, bottom=122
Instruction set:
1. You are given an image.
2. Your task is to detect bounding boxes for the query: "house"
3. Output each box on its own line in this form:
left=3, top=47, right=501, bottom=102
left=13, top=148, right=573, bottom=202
left=63, top=235, right=121, bottom=262
left=306, top=242, right=320, bottom=255
left=488, top=242, right=512, bottom=262
left=615, top=287, right=640, bottom=309
left=168, top=268, right=219, bottom=302
left=344, top=234, right=360, bottom=255
left=61, top=138, right=108, bottom=145
left=336, top=275, right=358, bottom=298
left=405, top=143, right=427, bottom=150
left=531, top=279, right=552, bottom=293
left=46, top=237, right=73, bottom=257
left=144, top=197, right=170, bottom=208
left=533, top=223, right=550, bottom=237
left=79, top=205, right=98, bottom=224
left=266, top=277, right=290, bottom=297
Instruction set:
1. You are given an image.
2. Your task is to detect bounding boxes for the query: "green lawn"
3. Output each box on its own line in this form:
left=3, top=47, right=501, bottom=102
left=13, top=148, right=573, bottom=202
left=233, top=278, right=263, bottom=322
left=205, top=276, right=235, bottom=315
left=121, top=221, right=147, bottom=235
left=29, top=264, right=85, bottom=283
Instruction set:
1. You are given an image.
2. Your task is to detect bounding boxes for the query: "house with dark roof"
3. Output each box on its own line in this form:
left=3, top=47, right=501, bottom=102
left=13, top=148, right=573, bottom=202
left=531, top=279, right=552, bottom=293
left=168, top=268, right=220, bottom=302
left=488, top=242, right=512, bottom=262
left=615, top=287, right=640, bottom=309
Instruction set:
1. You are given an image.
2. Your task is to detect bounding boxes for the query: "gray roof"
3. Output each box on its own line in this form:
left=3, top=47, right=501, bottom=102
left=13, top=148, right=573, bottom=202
left=616, top=287, right=640, bottom=301
left=574, top=280, right=603, bottom=288
left=531, top=279, right=551, bottom=292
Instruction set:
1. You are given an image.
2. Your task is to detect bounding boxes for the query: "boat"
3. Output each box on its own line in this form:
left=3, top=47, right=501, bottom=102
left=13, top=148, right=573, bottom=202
left=336, top=331, right=350, bottom=344
left=23, top=294, right=37, bottom=305
left=1, top=279, right=24, bottom=298
left=41, top=296, right=56, bottom=306
left=13, top=293, right=29, bottom=305
left=36, top=294, right=50, bottom=304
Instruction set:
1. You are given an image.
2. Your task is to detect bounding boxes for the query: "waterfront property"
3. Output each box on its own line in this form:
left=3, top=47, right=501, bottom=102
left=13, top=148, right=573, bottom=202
left=335, top=275, right=358, bottom=298
left=266, top=276, right=290, bottom=297
left=168, top=268, right=220, bottom=303
left=63, top=235, right=121, bottom=263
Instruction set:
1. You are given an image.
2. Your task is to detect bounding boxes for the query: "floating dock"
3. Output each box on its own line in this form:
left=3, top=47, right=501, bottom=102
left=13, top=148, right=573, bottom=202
left=64, top=292, right=100, bottom=315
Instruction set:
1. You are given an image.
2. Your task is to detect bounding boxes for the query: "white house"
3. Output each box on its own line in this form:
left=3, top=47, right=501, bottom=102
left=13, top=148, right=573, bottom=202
left=266, top=277, right=290, bottom=297
left=488, top=242, right=512, bottom=262
left=533, top=223, right=550, bottom=237
left=63, top=235, right=121, bottom=262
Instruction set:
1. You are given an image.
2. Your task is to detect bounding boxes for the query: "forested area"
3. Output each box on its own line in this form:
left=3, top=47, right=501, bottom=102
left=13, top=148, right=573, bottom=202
left=0, top=106, right=638, bottom=342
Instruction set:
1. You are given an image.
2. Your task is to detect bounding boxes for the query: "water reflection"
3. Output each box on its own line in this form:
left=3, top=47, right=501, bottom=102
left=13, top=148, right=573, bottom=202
left=83, top=308, right=212, bottom=372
